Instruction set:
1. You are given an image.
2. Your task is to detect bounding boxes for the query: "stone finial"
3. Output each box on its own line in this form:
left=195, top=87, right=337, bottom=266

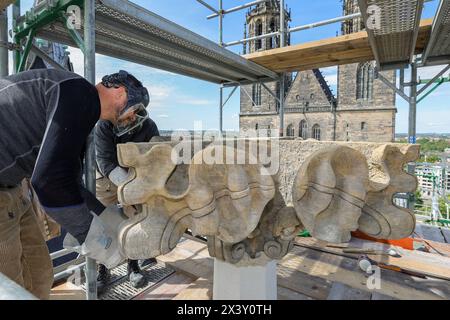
left=359, top=144, right=420, bottom=239
left=115, top=139, right=420, bottom=264
left=292, top=145, right=370, bottom=243
left=116, top=142, right=276, bottom=260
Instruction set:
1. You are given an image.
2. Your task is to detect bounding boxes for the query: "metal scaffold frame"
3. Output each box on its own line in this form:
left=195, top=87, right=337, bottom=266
left=196, top=0, right=289, bottom=136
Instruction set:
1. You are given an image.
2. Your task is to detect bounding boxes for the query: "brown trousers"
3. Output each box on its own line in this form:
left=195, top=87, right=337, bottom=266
left=0, top=185, right=54, bottom=300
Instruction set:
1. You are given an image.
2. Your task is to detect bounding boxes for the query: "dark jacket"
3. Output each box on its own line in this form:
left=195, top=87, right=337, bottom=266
left=95, top=118, right=160, bottom=178
left=0, top=69, right=103, bottom=243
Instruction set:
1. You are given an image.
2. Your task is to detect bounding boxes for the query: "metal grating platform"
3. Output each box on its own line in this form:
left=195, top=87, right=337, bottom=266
left=78, top=261, right=175, bottom=300
left=358, top=0, right=424, bottom=70
left=22, top=0, right=278, bottom=84
left=422, top=0, right=450, bottom=66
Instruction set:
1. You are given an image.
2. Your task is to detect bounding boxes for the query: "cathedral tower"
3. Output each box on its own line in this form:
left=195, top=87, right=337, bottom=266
left=240, top=0, right=291, bottom=133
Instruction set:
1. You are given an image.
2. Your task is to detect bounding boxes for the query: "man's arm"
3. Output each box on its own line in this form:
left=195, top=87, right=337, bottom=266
left=31, top=79, right=104, bottom=244
left=95, top=121, right=130, bottom=186
left=95, top=121, right=119, bottom=179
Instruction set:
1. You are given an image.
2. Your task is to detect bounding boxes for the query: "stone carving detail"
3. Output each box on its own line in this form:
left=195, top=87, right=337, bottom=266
left=116, top=142, right=276, bottom=261
left=359, top=144, right=420, bottom=239
left=116, top=139, right=419, bottom=264
left=291, top=144, right=419, bottom=243
left=208, top=205, right=303, bottom=264
left=292, top=146, right=370, bottom=243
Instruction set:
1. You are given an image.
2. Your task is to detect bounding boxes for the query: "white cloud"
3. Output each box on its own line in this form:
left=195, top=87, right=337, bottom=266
left=177, top=98, right=216, bottom=106
left=157, top=114, right=169, bottom=118
left=418, top=65, right=450, bottom=80
left=320, top=66, right=338, bottom=86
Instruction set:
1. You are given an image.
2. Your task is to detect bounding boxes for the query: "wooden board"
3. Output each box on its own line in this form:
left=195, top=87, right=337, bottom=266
left=157, top=239, right=450, bottom=300
left=327, top=282, right=372, bottom=300
left=283, top=246, right=450, bottom=300
left=50, top=282, right=86, bottom=301
left=244, top=19, right=432, bottom=73
left=0, top=0, right=15, bottom=11
left=173, top=277, right=317, bottom=300
left=295, top=237, right=450, bottom=281
left=174, top=277, right=213, bottom=300
left=278, top=286, right=315, bottom=300
left=134, top=272, right=196, bottom=300
left=277, top=263, right=332, bottom=300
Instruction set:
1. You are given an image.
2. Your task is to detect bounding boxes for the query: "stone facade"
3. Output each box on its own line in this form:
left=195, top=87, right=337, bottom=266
left=239, top=0, right=397, bottom=143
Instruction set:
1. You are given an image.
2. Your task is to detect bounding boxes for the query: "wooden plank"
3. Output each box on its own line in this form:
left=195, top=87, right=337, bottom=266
left=0, top=0, right=15, bottom=11
left=296, top=237, right=450, bottom=281
left=371, top=292, right=398, bottom=300
left=278, top=286, right=315, bottom=300
left=157, top=249, right=213, bottom=280
left=174, top=277, right=317, bottom=300
left=159, top=239, right=450, bottom=300
left=174, top=278, right=213, bottom=300
left=277, top=264, right=332, bottom=300
left=282, top=246, right=450, bottom=300
left=50, top=282, right=85, bottom=301
left=244, top=19, right=432, bottom=73
left=327, top=282, right=372, bottom=300
left=134, top=272, right=196, bottom=300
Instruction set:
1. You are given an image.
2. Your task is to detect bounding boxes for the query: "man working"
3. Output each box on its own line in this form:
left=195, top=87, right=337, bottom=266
left=0, top=68, right=149, bottom=299
left=95, top=99, right=159, bottom=291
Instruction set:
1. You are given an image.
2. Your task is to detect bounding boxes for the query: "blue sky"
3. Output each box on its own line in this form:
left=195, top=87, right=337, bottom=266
left=11, top=0, right=450, bottom=133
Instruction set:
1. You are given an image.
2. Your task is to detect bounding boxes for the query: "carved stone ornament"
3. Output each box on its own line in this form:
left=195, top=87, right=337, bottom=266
left=115, top=139, right=419, bottom=264
left=116, top=141, right=276, bottom=261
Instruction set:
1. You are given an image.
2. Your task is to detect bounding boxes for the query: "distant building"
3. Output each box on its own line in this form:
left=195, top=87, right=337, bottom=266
left=239, top=0, right=397, bottom=142
left=415, top=163, right=449, bottom=199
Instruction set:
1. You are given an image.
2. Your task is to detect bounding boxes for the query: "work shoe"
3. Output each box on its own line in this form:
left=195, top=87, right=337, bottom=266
left=97, top=264, right=111, bottom=294
left=127, top=259, right=146, bottom=288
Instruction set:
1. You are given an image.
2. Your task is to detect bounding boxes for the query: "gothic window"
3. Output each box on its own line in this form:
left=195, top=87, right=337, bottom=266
left=286, top=124, right=295, bottom=137
left=361, top=122, right=368, bottom=131
left=269, top=18, right=277, bottom=49
left=310, top=93, right=315, bottom=100
left=312, top=124, right=321, bottom=141
left=255, top=20, right=263, bottom=51
left=345, top=123, right=350, bottom=141
left=299, top=120, right=308, bottom=139
left=296, top=95, right=301, bottom=102
left=252, top=83, right=262, bottom=106
left=276, top=82, right=280, bottom=110
left=356, top=62, right=374, bottom=100
left=255, top=123, right=259, bottom=130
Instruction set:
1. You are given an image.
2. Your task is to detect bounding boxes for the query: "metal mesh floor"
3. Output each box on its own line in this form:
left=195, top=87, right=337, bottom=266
left=78, top=261, right=175, bottom=300
left=423, top=0, right=450, bottom=65
left=358, top=0, right=424, bottom=69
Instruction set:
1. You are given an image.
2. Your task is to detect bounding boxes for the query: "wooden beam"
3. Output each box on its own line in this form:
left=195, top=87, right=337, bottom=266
left=0, top=1, right=15, bottom=11
left=244, top=19, right=433, bottom=73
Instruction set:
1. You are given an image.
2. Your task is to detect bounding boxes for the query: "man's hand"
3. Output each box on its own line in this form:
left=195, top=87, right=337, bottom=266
left=63, top=206, right=128, bottom=269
